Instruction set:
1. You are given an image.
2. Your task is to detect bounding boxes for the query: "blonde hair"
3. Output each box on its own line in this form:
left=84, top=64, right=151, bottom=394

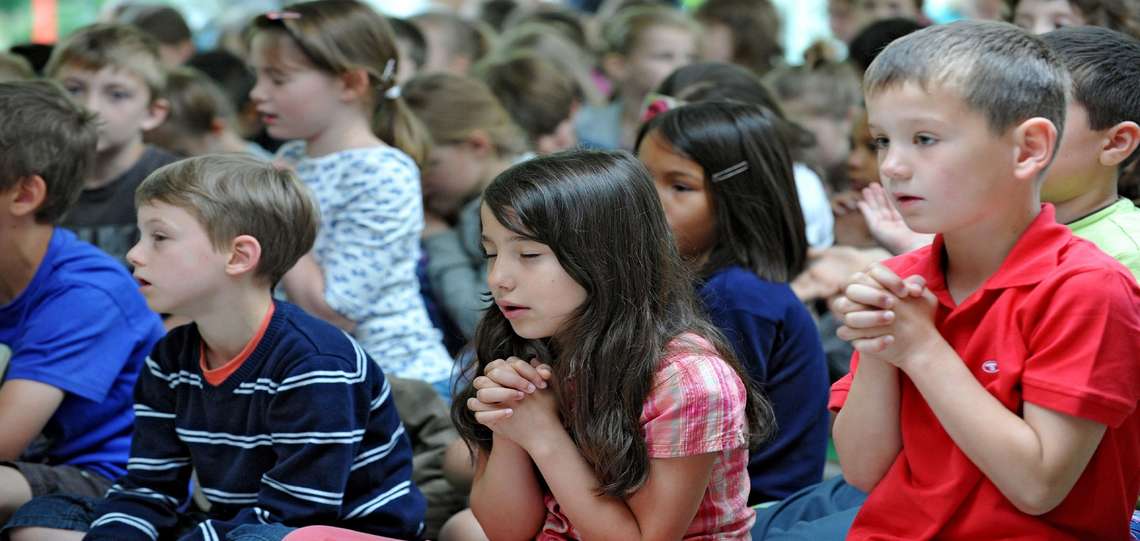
left=403, top=72, right=527, bottom=158
left=475, top=53, right=578, bottom=144
left=248, top=0, right=430, bottom=166
left=136, top=155, right=320, bottom=286
left=45, top=23, right=166, bottom=101
left=601, top=5, right=699, bottom=55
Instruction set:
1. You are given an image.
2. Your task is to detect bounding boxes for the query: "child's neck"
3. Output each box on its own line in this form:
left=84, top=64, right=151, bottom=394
left=195, top=287, right=274, bottom=370
left=89, top=139, right=146, bottom=190
left=213, top=130, right=256, bottom=155
left=0, top=223, right=53, bottom=305
left=942, top=199, right=1040, bottom=305
left=1052, top=171, right=1118, bottom=224
left=304, top=110, right=382, bottom=158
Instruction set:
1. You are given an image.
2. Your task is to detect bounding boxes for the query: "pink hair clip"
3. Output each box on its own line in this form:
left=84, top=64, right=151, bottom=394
left=265, top=11, right=301, bottom=20
left=639, top=93, right=684, bottom=124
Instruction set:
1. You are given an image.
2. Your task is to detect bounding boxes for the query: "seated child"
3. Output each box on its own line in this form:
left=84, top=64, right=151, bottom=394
left=5, top=155, right=426, bottom=541
left=1040, top=26, right=1140, bottom=281
left=637, top=101, right=830, bottom=503
left=403, top=73, right=529, bottom=340
left=1012, top=0, right=1140, bottom=39
left=577, top=5, right=698, bottom=150
left=0, top=80, right=164, bottom=524
left=45, top=23, right=179, bottom=264
left=145, top=66, right=273, bottom=159
left=442, top=150, right=771, bottom=540
left=826, top=21, right=1140, bottom=540
left=475, top=53, right=581, bottom=155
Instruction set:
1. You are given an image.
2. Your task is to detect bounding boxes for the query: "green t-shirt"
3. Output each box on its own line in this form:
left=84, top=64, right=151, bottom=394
left=1068, top=198, right=1140, bottom=282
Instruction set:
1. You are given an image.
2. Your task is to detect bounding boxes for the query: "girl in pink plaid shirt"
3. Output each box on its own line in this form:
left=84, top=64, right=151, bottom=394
left=445, top=150, right=774, bottom=540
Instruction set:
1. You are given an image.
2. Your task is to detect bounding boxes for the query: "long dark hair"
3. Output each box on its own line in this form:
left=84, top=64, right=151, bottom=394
left=450, top=150, right=773, bottom=497
left=637, top=101, right=808, bottom=282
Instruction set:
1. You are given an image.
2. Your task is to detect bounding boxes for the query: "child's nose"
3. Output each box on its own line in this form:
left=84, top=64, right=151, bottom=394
left=125, top=242, right=143, bottom=267
left=486, top=261, right=515, bottom=293
left=879, top=148, right=911, bottom=182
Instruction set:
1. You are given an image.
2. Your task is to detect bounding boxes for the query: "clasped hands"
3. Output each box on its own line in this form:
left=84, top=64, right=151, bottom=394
left=466, top=356, right=560, bottom=451
left=832, top=263, right=942, bottom=371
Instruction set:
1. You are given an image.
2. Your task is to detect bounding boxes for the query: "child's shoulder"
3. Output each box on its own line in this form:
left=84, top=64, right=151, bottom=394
left=654, top=333, right=742, bottom=391
left=39, top=228, right=157, bottom=323
left=263, top=301, right=378, bottom=374
left=282, top=141, right=416, bottom=172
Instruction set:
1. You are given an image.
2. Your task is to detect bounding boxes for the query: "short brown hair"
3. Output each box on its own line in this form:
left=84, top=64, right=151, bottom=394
left=45, top=23, right=166, bottom=102
left=0, top=80, right=98, bottom=224
left=601, top=5, right=699, bottom=55
left=474, top=53, right=579, bottom=144
left=695, top=0, right=784, bottom=76
left=145, top=67, right=233, bottom=155
left=864, top=20, right=1069, bottom=138
left=135, top=155, right=320, bottom=286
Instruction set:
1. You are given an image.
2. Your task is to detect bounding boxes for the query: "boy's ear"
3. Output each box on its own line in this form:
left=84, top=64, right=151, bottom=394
left=339, top=68, right=371, bottom=102
left=141, top=98, right=170, bottom=132
left=225, top=234, right=263, bottom=278
left=1012, top=117, right=1058, bottom=182
left=600, top=52, right=627, bottom=83
left=4, top=175, right=47, bottom=219
left=1099, top=121, right=1140, bottom=168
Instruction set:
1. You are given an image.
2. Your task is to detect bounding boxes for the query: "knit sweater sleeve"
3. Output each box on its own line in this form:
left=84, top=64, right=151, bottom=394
left=86, top=348, right=193, bottom=541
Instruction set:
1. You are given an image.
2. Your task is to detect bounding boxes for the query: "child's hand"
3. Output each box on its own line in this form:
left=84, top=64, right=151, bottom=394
left=830, top=190, right=864, bottom=216
left=467, top=362, right=560, bottom=450
left=836, top=264, right=939, bottom=368
left=481, top=356, right=552, bottom=395
left=857, top=183, right=933, bottom=255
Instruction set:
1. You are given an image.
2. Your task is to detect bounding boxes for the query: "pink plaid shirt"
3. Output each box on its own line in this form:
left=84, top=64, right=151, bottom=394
left=537, top=334, right=754, bottom=540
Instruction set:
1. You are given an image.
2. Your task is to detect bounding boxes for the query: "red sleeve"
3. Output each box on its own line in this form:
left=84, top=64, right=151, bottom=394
left=828, top=354, right=858, bottom=413
left=1021, top=269, right=1140, bottom=427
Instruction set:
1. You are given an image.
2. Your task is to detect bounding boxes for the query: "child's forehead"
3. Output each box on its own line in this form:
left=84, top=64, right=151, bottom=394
left=55, top=61, right=149, bottom=88
left=249, top=32, right=314, bottom=70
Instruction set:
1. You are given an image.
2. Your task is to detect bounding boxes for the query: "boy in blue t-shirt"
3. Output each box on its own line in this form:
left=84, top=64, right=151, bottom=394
left=7, top=155, right=426, bottom=541
left=0, top=81, right=165, bottom=523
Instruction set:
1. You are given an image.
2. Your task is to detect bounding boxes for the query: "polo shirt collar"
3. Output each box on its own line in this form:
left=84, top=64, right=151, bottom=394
left=919, top=204, right=1070, bottom=297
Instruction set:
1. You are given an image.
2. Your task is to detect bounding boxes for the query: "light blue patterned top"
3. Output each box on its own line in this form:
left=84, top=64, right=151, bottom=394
left=277, top=141, right=453, bottom=383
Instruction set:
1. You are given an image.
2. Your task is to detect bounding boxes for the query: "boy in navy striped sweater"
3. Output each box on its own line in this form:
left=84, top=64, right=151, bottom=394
left=6, top=155, right=426, bottom=541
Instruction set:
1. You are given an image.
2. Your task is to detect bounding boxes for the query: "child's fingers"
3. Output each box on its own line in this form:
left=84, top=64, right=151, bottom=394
left=902, top=275, right=927, bottom=298
left=842, top=283, right=896, bottom=310
left=850, top=335, right=895, bottom=355
left=476, top=387, right=525, bottom=404
left=528, top=358, right=553, bottom=381
left=506, top=356, right=548, bottom=389
left=840, top=309, right=895, bottom=329
left=474, top=409, right=513, bottom=427
left=864, top=263, right=909, bottom=298
left=484, top=360, right=537, bottom=393
left=836, top=322, right=894, bottom=342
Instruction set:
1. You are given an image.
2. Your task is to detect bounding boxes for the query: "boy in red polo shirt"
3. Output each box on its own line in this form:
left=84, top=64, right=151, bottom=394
left=827, top=20, right=1140, bottom=541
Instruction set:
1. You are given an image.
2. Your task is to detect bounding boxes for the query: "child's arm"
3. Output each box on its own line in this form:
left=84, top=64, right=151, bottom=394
left=470, top=356, right=740, bottom=540
left=0, top=380, right=63, bottom=460
left=280, top=254, right=357, bottom=332
left=423, top=225, right=487, bottom=340
left=87, top=353, right=192, bottom=541
left=828, top=266, right=921, bottom=491
left=467, top=435, right=547, bottom=540
left=848, top=265, right=1131, bottom=514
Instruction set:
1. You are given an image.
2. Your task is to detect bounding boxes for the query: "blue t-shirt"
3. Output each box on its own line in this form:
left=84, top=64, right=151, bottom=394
left=698, top=265, right=830, bottom=503
left=0, top=228, right=164, bottom=480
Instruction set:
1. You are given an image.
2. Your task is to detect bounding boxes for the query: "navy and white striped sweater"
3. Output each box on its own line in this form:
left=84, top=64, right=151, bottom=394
left=87, top=301, right=426, bottom=541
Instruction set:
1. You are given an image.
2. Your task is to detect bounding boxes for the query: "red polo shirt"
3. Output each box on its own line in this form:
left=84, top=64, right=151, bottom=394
left=830, top=205, right=1140, bottom=540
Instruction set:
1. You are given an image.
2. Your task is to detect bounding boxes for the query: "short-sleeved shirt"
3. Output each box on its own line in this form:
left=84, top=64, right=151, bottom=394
left=699, top=266, right=829, bottom=503
left=0, top=228, right=165, bottom=480
left=277, top=142, right=453, bottom=383
left=1068, top=197, right=1140, bottom=282
left=61, top=146, right=180, bottom=265
left=537, top=335, right=754, bottom=540
left=829, top=205, right=1140, bottom=540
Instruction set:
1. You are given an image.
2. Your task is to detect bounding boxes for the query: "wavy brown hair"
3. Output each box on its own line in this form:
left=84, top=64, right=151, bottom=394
left=450, top=150, right=774, bottom=497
